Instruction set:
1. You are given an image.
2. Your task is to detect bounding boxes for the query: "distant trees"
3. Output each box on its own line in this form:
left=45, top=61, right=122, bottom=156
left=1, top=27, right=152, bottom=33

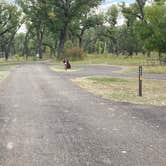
left=139, top=3, right=166, bottom=57
left=0, top=2, right=22, bottom=60
left=0, top=0, right=165, bottom=60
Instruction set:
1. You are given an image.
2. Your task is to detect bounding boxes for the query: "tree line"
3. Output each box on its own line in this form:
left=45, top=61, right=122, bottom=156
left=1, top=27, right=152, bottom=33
left=0, top=0, right=165, bottom=60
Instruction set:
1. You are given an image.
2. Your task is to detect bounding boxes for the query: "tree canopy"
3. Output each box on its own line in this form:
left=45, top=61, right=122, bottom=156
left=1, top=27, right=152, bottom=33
left=0, top=0, right=165, bottom=60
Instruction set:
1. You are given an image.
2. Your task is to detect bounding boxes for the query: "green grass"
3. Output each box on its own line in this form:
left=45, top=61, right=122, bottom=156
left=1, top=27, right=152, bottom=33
left=50, top=65, right=81, bottom=72
left=0, top=64, right=16, bottom=81
left=144, top=66, right=166, bottom=74
left=0, top=64, right=16, bottom=71
left=88, top=77, right=129, bottom=83
left=0, top=56, right=50, bottom=63
left=72, top=53, right=150, bottom=65
left=0, top=71, right=10, bottom=80
left=117, top=66, right=166, bottom=74
left=72, top=77, right=166, bottom=106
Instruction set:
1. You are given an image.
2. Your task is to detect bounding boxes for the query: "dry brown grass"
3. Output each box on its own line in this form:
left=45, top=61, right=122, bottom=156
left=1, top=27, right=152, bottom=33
left=72, top=77, right=166, bottom=106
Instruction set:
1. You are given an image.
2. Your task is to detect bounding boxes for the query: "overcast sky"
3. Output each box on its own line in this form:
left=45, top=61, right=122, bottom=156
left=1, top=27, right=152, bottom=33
left=101, top=0, right=134, bottom=10
left=5, top=0, right=135, bottom=8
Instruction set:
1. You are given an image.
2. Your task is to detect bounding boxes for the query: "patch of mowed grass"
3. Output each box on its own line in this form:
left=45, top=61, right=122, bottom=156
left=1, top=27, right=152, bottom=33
left=50, top=65, right=81, bottom=72
left=0, top=64, right=16, bottom=71
left=144, top=66, right=166, bottom=74
left=72, top=53, right=166, bottom=74
left=88, top=77, right=129, bottom=83
left=118, top=66, right=166, bottom=74
left=0, top=64, right=16, bottom=81
left=0, top=71, right=9, bottom=80
left=72, top=77, right=166, bottom=106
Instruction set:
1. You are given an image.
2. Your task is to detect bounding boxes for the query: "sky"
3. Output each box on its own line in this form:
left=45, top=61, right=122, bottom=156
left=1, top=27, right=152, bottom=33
left=5, top=0, right=135, bottom=8
left=100, top=0, right=135, bottom=10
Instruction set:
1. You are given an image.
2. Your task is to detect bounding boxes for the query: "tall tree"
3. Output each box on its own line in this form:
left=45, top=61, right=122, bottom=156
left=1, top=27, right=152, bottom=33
left=49, top=0, right=102, bottom=58
left=0, top=3, right=22, bottom=60
left=139, top=3, right=166, bottom=57
left=16, top=0, right=48, bottom=59
left=69, top=12, right=104, bottom=48
left=106, top=5, right=119, bottom=55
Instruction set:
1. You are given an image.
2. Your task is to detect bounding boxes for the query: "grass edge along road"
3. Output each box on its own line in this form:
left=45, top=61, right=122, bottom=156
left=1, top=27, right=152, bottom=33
left=50, top=66, right=81, bottom=72
left=0, top=71, right=10, bottom=82
left=72, top=77, right=166, bottom=106
left=0, top=64, right=15, bottom=82
left=115, top=65, right=166, bottom=74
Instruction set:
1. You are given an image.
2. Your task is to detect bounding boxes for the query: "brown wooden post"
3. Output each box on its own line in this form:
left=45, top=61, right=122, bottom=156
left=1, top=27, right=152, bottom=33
left=139, top=65, right=143, bottom=96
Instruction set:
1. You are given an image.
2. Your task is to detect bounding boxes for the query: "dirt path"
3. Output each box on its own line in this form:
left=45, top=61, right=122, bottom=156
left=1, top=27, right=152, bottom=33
left=0, top=63, right=165, bottom=166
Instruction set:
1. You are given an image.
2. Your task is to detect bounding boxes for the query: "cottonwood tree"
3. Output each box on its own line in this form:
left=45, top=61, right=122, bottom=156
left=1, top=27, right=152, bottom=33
left=0, top=3, right=22, bottom=60
left=69, top=12, right=104, bottom=48
left=16, top=0, right=49, bottom=59
left=48, top=0, right=103, bottom=58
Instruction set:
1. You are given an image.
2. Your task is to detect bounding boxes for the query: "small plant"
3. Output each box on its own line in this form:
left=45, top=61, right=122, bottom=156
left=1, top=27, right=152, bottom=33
left=15, top=54, right=20, bottom=61
left=63, top=47, right=85, bottom=61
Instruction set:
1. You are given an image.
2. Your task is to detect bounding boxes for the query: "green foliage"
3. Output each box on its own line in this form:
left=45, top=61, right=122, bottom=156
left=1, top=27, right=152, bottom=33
left=1, top=0, right=165, bottom=63
left=64, top=40, right=73, bottom=49
left=0, top=2, right=22, bottom=59
left=106, top=5, right=118, bottom=26
left=143, top=4, right=166, bottom=54
left=95, top=40, right=105, bottom=54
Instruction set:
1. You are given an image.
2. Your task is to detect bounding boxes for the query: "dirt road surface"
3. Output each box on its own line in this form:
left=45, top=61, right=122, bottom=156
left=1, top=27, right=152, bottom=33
left=0, top=63, right=166, bottom=166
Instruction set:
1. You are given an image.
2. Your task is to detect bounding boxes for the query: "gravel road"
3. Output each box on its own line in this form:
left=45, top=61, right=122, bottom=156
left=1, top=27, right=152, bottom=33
left=0, top=63, right=166, bottom=166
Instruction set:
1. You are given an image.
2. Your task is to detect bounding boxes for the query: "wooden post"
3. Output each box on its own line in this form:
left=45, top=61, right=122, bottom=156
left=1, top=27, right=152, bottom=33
left=139, top=65, right=143, bottom=96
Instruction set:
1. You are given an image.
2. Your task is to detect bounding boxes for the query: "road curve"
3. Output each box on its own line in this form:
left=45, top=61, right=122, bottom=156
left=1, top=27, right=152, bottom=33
left=0, top=63, right=166, bottom=166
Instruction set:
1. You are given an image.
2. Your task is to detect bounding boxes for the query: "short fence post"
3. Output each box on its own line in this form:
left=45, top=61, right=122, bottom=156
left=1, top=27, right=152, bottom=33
left=139, top=65, right=143, bottom=96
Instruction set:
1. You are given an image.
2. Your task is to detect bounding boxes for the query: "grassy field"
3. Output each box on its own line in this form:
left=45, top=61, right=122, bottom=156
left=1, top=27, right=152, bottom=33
left=72, top=77, right=166, bottom=106
left=72, top=53, right=148, bottom=65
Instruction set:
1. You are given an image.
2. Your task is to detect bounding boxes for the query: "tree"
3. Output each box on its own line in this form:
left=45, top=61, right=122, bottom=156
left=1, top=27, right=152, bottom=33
left=16, top=0, right=49, bottom=59
left=139, top=4, right=166, bottom=57
left=105, top=5, right=119, bottom=55
left=69, top=12, right=104, bottom=48
left=49, top=0, right=103, bottom=58
left=0, top=2, right=22, bottom=60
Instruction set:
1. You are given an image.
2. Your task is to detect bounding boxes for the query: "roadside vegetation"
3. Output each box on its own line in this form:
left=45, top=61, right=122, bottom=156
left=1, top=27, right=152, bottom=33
left=0, top=0, right=165, bottom=63
left=50, top=65, right=81, bottom=72
left=72, top=77, right=166, bottom=106
left=0, top=71, right=9, bottom=81
left=0, top=65, right=15, bottom=81
left=50, top=53, right=166, bottom=74
left=115, top=65, right=166, bottom=74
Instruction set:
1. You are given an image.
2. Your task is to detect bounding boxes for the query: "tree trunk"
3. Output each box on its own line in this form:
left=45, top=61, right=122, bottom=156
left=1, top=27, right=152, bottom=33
left=36, top=31, right=43, bottom=59
left=1, top=36, right=8, bottom=60
left=38, top=37, right=43, bottom=59
left=22, top=31, right=29, bottom=59
left=79, top=36, right=83, bottom=48
left=57, top=24, right=68, bottom=58
left=36, top=25, right=45, bottom=59
left=79, top=29, right=85, bottom=48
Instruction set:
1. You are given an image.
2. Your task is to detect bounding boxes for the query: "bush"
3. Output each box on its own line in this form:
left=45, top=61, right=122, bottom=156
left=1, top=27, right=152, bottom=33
left=63, top=47, right=85, bottom=61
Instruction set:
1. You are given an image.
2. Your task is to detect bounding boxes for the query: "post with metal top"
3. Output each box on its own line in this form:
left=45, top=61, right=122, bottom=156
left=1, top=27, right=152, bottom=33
left=139, top=65, right=143, bottom=96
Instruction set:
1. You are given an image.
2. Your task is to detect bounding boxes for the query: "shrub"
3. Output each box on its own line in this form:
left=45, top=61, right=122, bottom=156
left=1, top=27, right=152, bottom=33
left=64, top=40, right=73, bottom=49
left=63, top=47, right=85, bottom=61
